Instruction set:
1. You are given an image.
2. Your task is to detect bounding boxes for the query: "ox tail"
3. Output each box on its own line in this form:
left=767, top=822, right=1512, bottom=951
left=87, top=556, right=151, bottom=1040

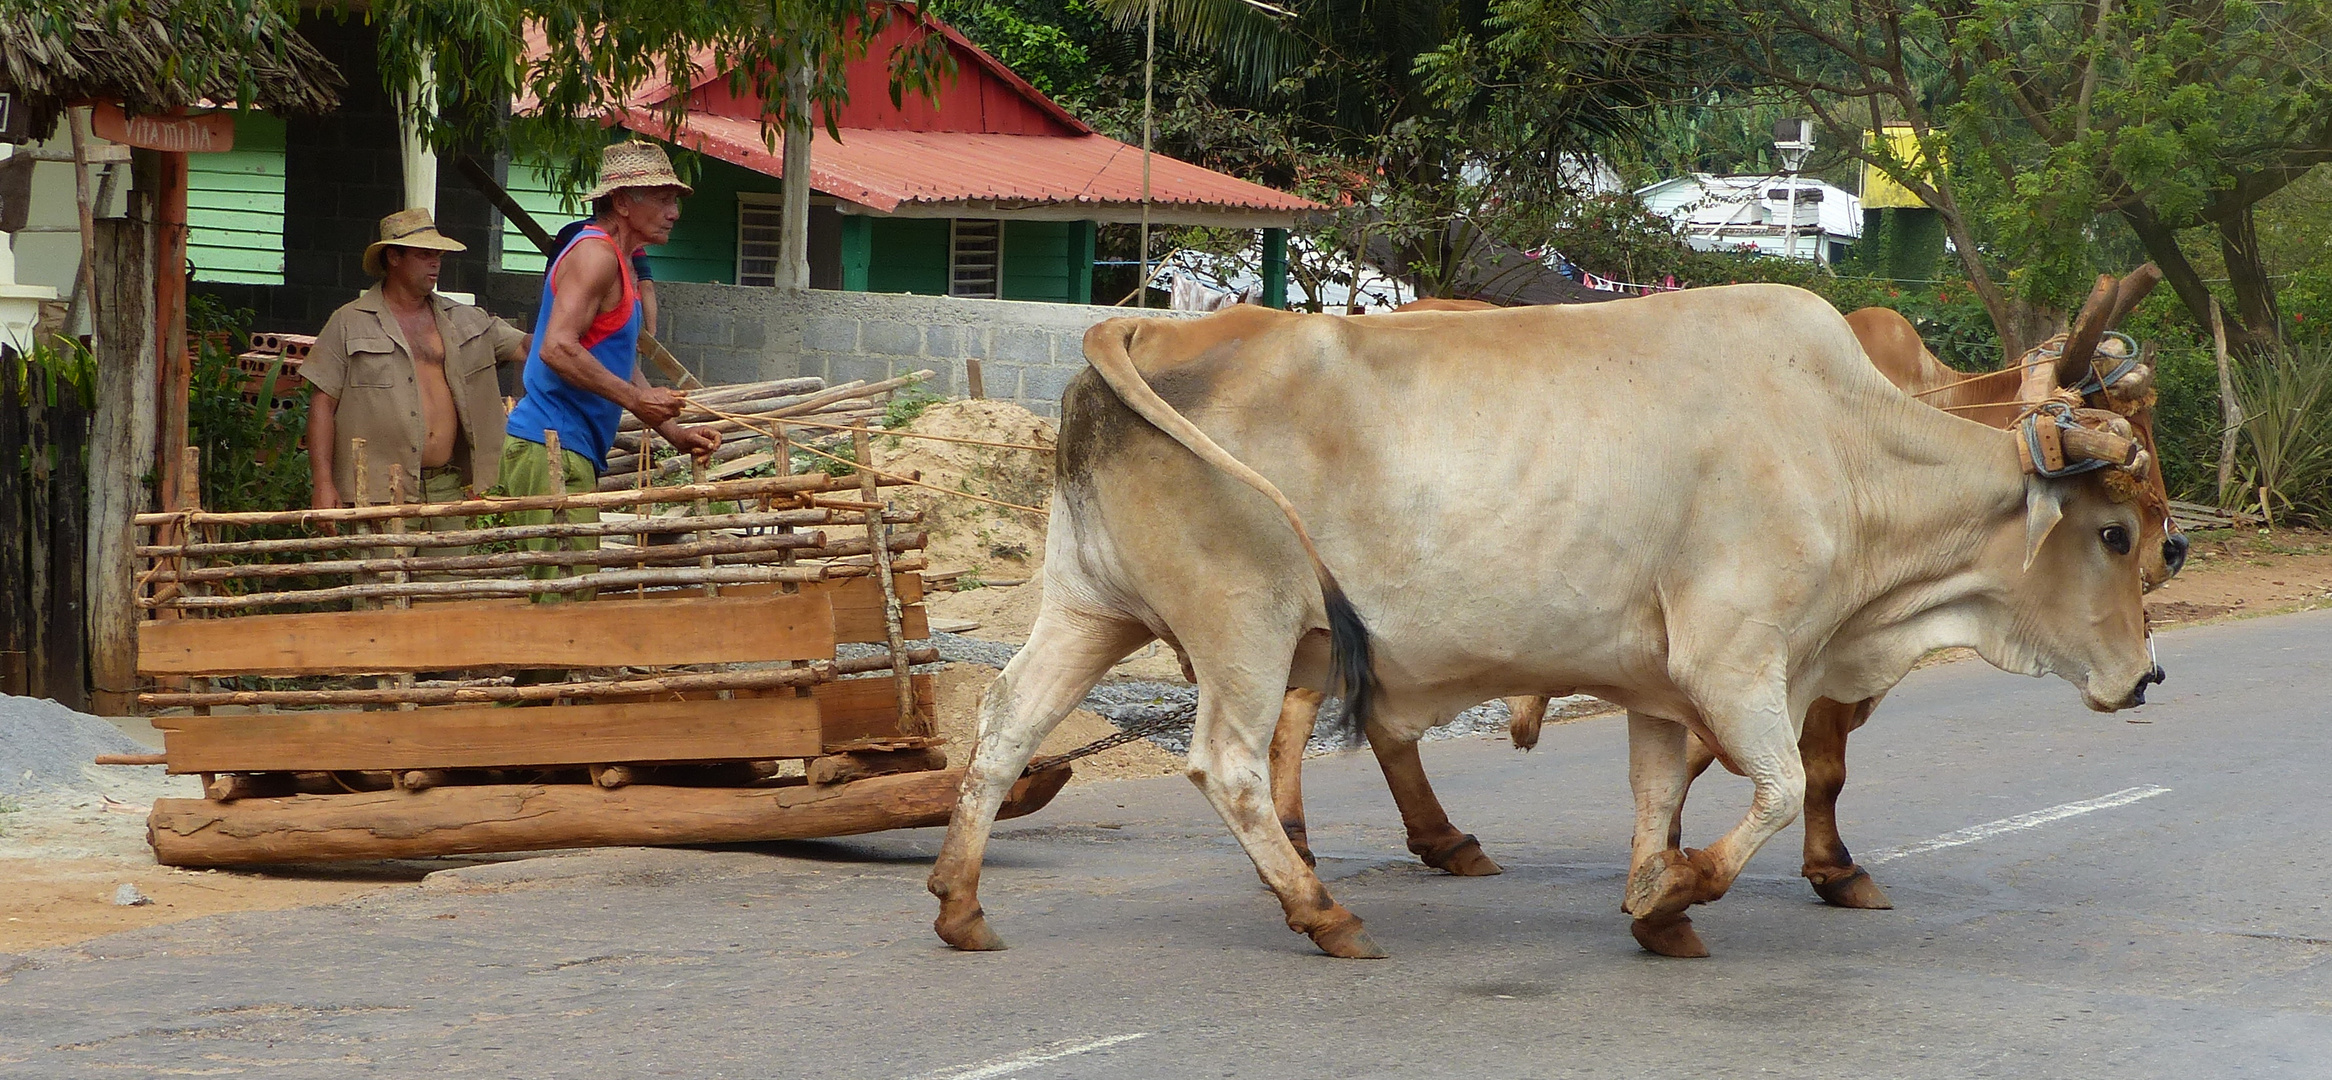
left=1082, top=318, right=1375, bottom=742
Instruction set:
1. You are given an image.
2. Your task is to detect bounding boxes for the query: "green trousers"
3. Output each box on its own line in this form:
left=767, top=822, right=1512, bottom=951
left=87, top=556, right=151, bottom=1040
left=497, top=437, right=601, bottom=603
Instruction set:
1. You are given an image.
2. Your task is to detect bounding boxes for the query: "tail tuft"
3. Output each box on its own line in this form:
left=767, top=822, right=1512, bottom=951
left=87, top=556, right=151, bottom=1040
left=1322, top=580, right=1375, bottom=746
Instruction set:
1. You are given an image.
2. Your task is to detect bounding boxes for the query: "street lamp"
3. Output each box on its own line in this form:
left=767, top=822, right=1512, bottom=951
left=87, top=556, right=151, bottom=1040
left=1773, top=117, right=1814, bottom=262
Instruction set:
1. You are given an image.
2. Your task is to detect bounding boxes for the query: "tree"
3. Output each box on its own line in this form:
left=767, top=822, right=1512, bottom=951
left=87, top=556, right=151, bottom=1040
left=1667, top=0, right=2332, bottom=358
left=371, top=0, right=958, bottom=191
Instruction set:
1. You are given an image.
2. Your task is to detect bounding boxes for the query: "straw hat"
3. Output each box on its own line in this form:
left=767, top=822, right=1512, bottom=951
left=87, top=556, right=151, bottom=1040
left=583, top=140, right=694, bottom=201
left=362, top=207, right=467, bottom=277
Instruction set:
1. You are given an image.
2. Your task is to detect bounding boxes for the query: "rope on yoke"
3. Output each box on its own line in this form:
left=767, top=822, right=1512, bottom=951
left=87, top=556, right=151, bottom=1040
left=2019, top=400, right=2117, bottom=478
left=1024, top=712, right=1194, bottom=775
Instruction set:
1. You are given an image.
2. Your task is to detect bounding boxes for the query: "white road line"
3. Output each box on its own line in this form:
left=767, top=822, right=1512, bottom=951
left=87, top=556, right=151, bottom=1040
left=906, top=1033, right=1150, bottom=1080
left=1862, top=785, right=2171, bottom=865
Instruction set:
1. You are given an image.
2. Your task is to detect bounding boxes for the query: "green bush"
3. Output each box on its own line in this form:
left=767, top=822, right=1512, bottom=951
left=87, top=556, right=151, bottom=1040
left=2229, top=336, right=2332, bottom=522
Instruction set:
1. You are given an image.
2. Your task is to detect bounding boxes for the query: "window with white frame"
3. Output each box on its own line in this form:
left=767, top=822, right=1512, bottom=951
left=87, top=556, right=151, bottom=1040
left=949, top=219, right=1000, bottom=298
left=736, top=193, right=784, bottom=287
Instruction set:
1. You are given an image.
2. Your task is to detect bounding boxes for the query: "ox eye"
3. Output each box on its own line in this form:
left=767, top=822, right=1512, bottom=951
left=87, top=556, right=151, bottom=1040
left=2100, top=525, right=2132, bottom=555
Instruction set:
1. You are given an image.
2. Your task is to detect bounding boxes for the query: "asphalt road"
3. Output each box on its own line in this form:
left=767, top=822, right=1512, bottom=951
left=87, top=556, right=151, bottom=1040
left=2, top=609, right=2328, bottom=1079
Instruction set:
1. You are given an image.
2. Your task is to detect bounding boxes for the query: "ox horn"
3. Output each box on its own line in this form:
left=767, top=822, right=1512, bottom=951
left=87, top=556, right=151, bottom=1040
left=2056, top=274, right=2119, bottom=385
left=2105, top=263, right=2162, bottom=329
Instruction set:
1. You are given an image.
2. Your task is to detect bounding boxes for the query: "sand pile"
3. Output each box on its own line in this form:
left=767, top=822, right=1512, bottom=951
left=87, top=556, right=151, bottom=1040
left=0, top=696, right=160, bottom=798
left=876, top=400, right=1055, bottom=582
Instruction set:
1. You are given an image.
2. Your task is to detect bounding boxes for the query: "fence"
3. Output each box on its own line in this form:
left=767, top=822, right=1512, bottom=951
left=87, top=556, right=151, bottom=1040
left=0, top=346, right=91, bottom=708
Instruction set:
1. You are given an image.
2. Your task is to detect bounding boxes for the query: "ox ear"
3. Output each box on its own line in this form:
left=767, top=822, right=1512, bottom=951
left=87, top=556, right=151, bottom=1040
left=2024, top=478, right=2068, bottom=571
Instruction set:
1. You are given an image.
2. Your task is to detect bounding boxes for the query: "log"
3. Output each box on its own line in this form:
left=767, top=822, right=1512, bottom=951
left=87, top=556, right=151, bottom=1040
left=146, top=765, right=1071, bottom=867
left=95, top=752, right=168, bottom=766
left=138, top=648, right=940, bottom=708
left=138, top=507, right=836, bottom=559
left=2062, top=426, right=2139, bottom=469
left=615, top=376, right=827, bottom=428
left=132, top=471, right=912, bottom=530
left=145, top=530, right=833, bottom=583
left=607, top=369, right=931, bottom=453
left=396, top=769, right=447, bottom=793
left=807, top=747, right=948, bottom=786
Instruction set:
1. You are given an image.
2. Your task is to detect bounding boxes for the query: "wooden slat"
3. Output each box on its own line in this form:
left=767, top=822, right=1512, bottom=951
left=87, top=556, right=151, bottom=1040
left=156, top=696, right=822, bottom=773
left=816, top=674, right=937, bottom=748
left=721, top=575, right=927, bottom=642
left=137, top=592, right=835, bottom=676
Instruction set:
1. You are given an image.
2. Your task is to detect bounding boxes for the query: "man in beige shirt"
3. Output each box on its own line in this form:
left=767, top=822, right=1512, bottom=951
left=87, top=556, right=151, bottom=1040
left=302, top=209, right=530, bottom=532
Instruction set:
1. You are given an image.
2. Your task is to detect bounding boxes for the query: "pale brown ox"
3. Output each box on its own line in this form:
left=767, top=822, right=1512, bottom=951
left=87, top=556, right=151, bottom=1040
left=1272, top=273, right=2185, bottom=916
left=928, top=284, right=2160, bottom=959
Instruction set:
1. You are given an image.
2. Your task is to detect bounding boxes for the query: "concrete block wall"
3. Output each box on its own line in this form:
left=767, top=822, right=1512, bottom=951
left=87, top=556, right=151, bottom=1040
left=652, top=285, right=1198, bottom=417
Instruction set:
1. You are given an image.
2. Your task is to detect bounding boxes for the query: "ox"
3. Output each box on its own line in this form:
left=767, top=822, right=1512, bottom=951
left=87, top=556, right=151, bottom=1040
left=1270, top=272, right=2183, bottom=917
left=928, top=284, right=2159, bottom=959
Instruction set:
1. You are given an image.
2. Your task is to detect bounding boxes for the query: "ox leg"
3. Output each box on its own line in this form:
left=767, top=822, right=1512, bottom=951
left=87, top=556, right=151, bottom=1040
left=929, top=605, right=1152, bottom=952
left=1506, top=695, right=1550, bottom=750
left=1624, top=711, right=1712, bottom=957
left=1368, top=728, right=1501, bottom=876
left=1800, top=697, right=1893, bottom=910
left=1188, top=668, right=1385, bottom=959
left=1271, top=688, right=1325, bottom=867
left=1625, top=664, right=1806, bottom=958
left=1664, top=730, right=1722, bottom=851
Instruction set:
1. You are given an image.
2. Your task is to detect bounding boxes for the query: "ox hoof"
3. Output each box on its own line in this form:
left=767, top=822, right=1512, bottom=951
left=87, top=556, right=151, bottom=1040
left=1311, top=922, right=1388, bottom=960
left=1809, top=867, right=1894, bottom=910
left=1624, top=848, right=1719, bottom=918
left=935, top=908, right=1006, bottom=952
left=1630, top=913, right=1710, bottom=958
left=1420, top=834, right=1504, bottom=877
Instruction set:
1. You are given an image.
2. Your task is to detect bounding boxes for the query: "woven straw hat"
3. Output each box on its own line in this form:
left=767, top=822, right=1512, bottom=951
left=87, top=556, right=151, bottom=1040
left=583, top=140, right=694, bottom=201
left=362, top=207, right=467, bottom=277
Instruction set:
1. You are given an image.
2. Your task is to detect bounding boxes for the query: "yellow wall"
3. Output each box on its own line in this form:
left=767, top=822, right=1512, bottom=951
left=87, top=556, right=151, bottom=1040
left=1862, top=126, right=1939, bottom=210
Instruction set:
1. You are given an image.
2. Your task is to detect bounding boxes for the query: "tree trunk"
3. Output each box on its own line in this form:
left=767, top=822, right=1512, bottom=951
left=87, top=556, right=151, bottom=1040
left=86, top=217, right=157, bottom=717
left=2122, top=203, right=2268, bottom=356
left=2216, top=204, right=2284, bottom=355
left=1924, top=170, right=2059, bottom=362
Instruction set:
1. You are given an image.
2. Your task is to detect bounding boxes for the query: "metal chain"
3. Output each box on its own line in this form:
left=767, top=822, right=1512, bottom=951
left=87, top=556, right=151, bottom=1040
left=1023, top=712, right=1191, bottom=774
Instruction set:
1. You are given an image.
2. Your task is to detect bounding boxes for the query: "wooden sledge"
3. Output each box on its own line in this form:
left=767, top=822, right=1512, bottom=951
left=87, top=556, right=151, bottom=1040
left=124, top=447, right=1062, bottom=866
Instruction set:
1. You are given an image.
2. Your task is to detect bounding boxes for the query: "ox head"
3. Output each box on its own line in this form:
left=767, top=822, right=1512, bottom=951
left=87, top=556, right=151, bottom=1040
left=2002, top=407, right=2166, bottom=711
left=2019, top=266, right=2186, bottom=590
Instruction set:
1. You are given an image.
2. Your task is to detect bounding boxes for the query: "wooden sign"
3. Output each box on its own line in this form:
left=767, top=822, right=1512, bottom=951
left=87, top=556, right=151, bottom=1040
left=90, top=102, right=234, bottom=154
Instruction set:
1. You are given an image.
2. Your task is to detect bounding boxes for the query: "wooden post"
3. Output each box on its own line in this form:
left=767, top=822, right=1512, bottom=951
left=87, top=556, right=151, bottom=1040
left=86, top=215, right=157, bottom=715
left=855, top=428, right=922, bottom=736
left=177, top=446, right=208, bottom=713
left=966, top=358, right=985, bottom=400
left=348, top=439, right=370, bottom=613
left=148, top=149, right=191, bottom=520
left=386, top=465, right=416, bottom=711
left=2210, top=299, right=2243, bottom=506
left=0, top=359, right=25, bottom=696
left=24, top=385, right=51, bottom=699
left=45, top=395, right=90, bottom=711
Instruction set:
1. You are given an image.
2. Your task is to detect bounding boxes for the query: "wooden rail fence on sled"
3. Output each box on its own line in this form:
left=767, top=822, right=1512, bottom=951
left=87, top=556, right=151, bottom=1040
left=109, top=440, right=1065, bottom=868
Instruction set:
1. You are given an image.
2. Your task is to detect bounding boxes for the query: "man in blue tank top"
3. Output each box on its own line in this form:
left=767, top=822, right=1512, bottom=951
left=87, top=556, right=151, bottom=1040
left=499, top=141, right=720, bottom=600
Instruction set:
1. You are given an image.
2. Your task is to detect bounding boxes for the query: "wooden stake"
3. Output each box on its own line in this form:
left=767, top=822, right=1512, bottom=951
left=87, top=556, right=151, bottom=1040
left=387, top=465, right=416, bottom=711
left=85, top=212, right=157, bottom=715
left=856, top=428, right=922, bottom=736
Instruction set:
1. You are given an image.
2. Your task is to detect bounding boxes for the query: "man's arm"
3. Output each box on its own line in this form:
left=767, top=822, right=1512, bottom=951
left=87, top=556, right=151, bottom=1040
left=538, top=240, right=682, bottom=427
left=638, top=279, right=659, bottom=338
left=630, top=363, right=722, bottom=458
left=308, top=389, right=341, bottom=511
left=488, top=318, right=531, bottom=364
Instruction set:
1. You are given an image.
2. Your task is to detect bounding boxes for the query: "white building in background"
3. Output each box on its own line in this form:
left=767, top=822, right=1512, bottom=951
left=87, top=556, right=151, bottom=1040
left=1635, top=173, right=1862, bottom=264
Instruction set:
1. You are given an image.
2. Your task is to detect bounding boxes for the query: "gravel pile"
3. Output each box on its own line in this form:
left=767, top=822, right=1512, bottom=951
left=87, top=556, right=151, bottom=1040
left=0, top=696, right=151, bottom=797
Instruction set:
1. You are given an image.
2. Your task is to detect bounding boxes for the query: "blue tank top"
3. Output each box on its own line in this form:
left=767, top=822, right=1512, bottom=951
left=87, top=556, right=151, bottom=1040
left=505, top=226, right=640, bottom=474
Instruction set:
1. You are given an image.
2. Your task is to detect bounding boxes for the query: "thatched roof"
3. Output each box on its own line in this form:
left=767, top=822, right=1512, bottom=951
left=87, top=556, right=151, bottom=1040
left=0, top=5, right=343, bottom=140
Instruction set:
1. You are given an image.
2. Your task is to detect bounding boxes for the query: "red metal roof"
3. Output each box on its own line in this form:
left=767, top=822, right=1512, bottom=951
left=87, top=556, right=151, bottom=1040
left=627, top=108, right=1322, bottom=225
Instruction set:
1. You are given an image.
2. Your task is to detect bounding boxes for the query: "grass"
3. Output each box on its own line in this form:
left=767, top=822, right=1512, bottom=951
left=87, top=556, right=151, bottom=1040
left=0, top=795, right=20, bottom=838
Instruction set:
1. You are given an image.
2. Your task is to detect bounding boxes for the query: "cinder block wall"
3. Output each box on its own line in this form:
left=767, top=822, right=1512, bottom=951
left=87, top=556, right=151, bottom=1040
left=652, top=285, right=1199, bottom=418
